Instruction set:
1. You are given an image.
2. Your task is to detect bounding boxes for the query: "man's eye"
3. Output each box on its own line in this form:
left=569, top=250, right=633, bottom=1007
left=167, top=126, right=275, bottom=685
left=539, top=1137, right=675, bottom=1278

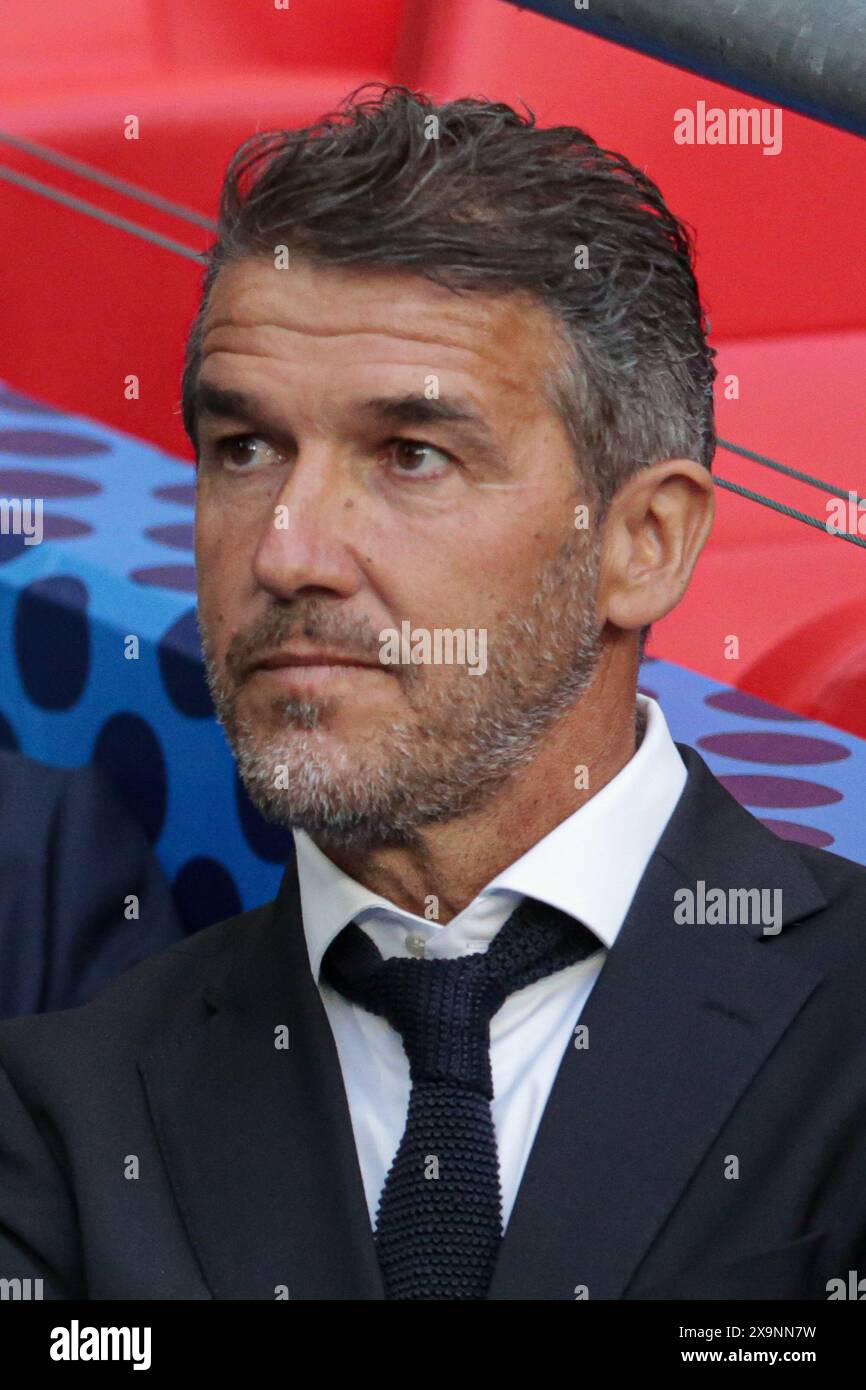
left=388, top=439, right=455, bottom=479
left=208, top=434, right=274, bottom=469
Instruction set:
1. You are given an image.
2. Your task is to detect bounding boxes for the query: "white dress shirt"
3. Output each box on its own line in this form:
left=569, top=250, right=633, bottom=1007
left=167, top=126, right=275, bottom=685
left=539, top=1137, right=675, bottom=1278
left=294, top=694, right=687, bottom=1231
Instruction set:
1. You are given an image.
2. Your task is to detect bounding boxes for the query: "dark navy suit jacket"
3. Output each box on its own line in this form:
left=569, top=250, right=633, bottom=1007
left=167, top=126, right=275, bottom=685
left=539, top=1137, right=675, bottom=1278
left=0, top=749, right=183, bottom=1018
left=0, top=744, right=864, bottom=1299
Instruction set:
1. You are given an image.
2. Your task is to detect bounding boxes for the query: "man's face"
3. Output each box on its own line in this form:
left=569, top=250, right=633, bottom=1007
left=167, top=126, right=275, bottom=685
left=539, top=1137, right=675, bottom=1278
left=194, top=256, right=604, bottom=850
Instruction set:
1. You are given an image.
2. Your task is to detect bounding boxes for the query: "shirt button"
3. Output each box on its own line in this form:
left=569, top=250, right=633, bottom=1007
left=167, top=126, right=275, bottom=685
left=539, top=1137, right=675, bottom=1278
left=405, top=932, right=427, bottom=958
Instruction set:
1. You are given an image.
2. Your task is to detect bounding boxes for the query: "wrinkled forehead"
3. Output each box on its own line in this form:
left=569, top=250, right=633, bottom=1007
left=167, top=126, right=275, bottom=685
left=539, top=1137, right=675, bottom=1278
left=198, top=256, right=566, bottom=403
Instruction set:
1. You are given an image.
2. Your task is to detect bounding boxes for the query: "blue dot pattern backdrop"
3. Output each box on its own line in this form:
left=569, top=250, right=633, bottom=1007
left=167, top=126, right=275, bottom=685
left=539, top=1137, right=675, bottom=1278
left=0, top=382, right=293, bottom=934
left=1, top=380, right=864, bottom=934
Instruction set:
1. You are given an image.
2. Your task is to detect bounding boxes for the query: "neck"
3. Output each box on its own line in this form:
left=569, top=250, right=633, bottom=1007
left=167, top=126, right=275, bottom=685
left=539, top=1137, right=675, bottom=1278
left=312, top=655, right=642, bottom=925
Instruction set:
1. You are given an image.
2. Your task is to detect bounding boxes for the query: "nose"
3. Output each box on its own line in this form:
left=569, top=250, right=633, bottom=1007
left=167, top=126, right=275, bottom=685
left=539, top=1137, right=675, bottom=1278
left=251, top=446, right=364, bottom=602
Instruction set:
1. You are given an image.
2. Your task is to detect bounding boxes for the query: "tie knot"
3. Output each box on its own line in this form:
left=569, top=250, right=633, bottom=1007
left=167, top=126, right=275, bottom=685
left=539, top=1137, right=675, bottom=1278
left=321, top=897, right=598, bottom=1095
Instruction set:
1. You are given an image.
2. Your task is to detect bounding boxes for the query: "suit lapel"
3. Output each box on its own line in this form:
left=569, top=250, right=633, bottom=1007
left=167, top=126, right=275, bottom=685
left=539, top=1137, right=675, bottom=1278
left=487, top=744, right=827, bottom=1300
left=137, top=744, right=829, bottom=1301
left=138, top=867, right=385, bottom=1300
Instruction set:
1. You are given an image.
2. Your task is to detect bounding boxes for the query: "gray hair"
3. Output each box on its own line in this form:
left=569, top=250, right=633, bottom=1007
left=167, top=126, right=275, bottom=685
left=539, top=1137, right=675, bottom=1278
left=182, top=82, right=718, bottom=655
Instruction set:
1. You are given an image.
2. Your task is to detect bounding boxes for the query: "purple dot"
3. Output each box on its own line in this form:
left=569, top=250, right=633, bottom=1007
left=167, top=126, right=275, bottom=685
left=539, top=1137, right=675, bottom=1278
left=705, top=689, right=806, bottom=721
left=0, top=469, right=101, bottom=497
left=718, top=775, right=842, bottom=809
left=0, top=429, right=111, bottom=457
left=758, top=818, right=835, bottom=848
left=638, top=686, right=658, bottom=701
left=698, top=732, right=850, bottom=765
left=153, top=483, right=195, bottom=507
left=0, top=711, right=20, bottom=750
left=15, top=575, right=91, bottom=709
left=0, top=532, right=27, bottom=564
left=43, top=515, right=94, bottom=540
left=173, top=857, right=242, bottom=933
left=158, top=609, right=212, bottom=718
left=130, top=565, right=196, bottom=592
left=236, top=770, right=296, bottom=864
left=0, top=388, right=59, bottom=414
left=145, top=523, right=194, bottom=552
left=1, top=514, right=94, bottom=563
left=92, top=713, right=168, bottom=846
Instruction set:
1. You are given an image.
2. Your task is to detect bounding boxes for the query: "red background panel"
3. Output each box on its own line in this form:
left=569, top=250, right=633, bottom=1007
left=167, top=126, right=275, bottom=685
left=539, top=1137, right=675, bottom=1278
left=1, top=0, right=864, bottom=730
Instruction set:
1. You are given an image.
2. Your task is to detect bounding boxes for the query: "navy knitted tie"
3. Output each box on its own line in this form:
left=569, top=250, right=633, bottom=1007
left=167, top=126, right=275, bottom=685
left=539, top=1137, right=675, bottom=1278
left=321, top=896, right=599, bottom=1300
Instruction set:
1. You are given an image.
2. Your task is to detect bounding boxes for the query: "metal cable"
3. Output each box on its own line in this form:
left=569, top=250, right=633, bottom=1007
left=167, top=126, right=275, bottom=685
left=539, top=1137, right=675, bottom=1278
left=0, top=128, right=216, bottom=230
left=2, top=133, right=863, bottom=552
left=0, top=163, right=206, bottom=262
left=713, top=477, right=866, bottom=548
left=717, top=437, right=865, bottom=504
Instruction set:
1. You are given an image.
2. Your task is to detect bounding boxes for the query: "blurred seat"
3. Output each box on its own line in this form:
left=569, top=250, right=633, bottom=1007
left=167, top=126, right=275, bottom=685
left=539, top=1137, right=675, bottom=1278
left=0, top=0, right=405, bottom=456
left=2, top=0, right=865, bottom=734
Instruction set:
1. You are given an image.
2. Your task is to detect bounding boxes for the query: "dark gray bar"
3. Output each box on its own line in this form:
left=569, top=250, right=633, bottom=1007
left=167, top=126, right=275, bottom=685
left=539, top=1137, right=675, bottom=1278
left=501, top=0, right=866, bottom=138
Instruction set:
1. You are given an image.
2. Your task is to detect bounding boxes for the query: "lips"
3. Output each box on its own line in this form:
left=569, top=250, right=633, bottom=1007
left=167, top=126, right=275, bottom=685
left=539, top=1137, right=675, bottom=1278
left=253, top=650, right=380, bottom=672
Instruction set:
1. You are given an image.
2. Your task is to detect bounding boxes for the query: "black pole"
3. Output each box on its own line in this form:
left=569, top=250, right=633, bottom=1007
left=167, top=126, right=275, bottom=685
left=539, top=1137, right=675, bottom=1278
left=500, top=0, right=866, bottom=139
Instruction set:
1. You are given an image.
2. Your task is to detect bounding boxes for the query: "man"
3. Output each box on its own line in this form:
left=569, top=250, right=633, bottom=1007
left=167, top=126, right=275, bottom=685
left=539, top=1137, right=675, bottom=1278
left=0, top=83, right=864, bottom=1301
left=0, top=748, right=183, bottom=1018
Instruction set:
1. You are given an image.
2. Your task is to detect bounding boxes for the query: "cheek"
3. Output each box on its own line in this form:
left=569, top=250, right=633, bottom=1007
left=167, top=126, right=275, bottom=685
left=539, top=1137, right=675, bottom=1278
left=195, top=524, right=245, bottom=646
left=195, top=529, right=224, bottom=615
left=193, top=499, right=221, bottom=571
left=461, top=535, right=544, bottom=610
left=195, top=501, right=254, bottom=588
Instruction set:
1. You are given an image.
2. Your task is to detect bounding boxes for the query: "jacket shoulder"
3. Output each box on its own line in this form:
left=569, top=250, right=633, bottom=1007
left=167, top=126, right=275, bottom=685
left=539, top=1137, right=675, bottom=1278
left=0, top=899, right=276, bottom=1068
left=793, top=838, right=866, bottom=923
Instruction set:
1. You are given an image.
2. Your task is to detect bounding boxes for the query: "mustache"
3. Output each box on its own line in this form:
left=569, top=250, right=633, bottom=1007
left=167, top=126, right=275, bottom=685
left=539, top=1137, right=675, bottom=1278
left=212, top=601, right=388, bottom=687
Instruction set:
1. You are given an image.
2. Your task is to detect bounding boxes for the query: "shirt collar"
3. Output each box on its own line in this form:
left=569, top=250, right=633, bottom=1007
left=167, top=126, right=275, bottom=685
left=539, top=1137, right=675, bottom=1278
left=294, top=694, right=686, bottom=982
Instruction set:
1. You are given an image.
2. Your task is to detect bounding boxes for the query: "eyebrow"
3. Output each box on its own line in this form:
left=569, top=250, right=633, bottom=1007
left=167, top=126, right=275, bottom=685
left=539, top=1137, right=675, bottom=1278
left=192, top=382, right=286, bottom=438
left=191, top=381, right=509, bottom=471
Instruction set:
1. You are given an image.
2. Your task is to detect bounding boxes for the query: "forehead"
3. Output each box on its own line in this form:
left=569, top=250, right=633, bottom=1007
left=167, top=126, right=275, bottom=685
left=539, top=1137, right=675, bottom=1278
left=199, top=257, right=563, bottom=401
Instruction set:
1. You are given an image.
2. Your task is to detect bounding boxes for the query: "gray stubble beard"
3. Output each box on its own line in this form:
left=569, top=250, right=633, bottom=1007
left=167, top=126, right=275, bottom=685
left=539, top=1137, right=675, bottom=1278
left=200, top=528, right=604, bottom=853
